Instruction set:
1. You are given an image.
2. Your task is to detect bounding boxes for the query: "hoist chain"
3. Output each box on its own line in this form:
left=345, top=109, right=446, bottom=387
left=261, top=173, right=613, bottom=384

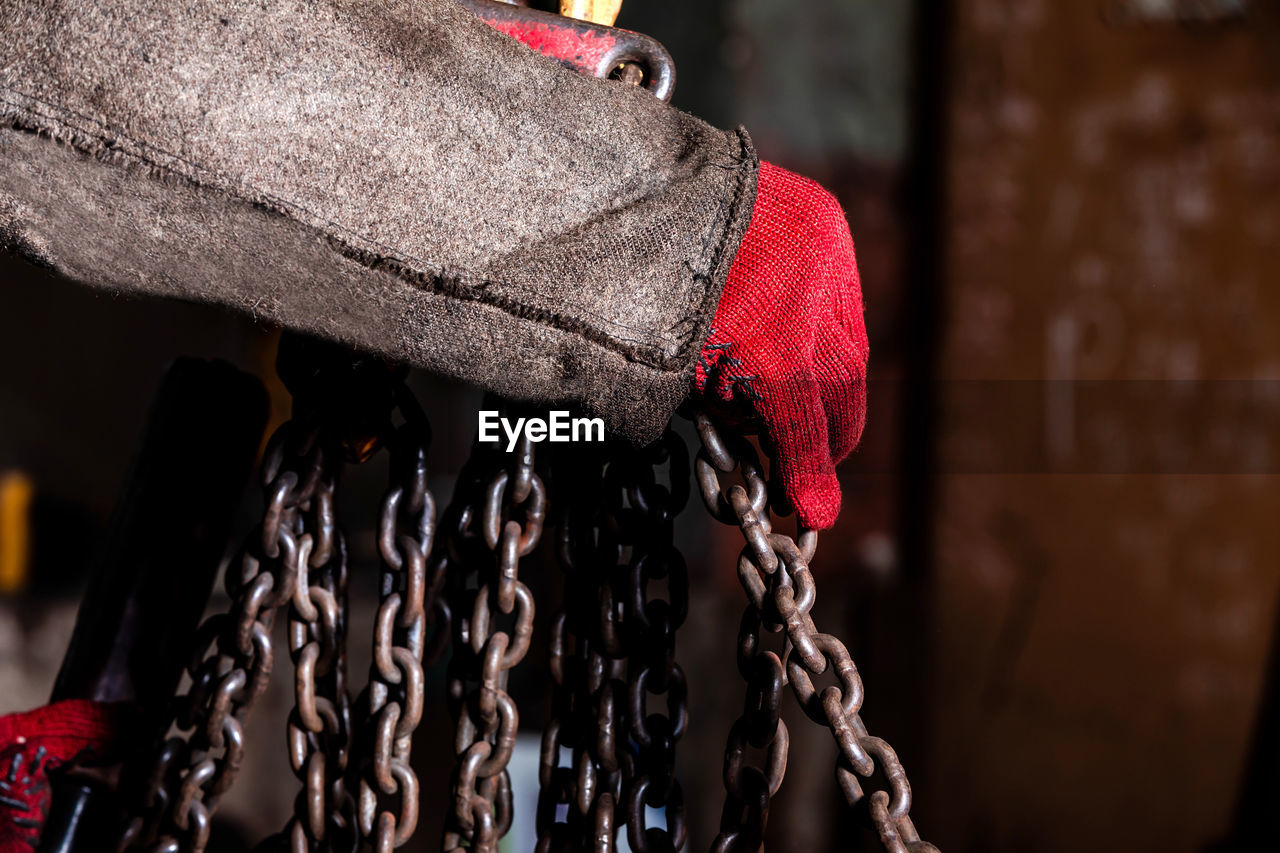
left=120, top=342, right=440, bottom=853
left=280, top=433, right=356, bottom=853
left=693, top=412, right=939, bottom=853
left=537, top=442, right=627, bottom=852
left=442, top=412, right=544, bottom=853
left=709, top=606, right=789, bottom=853
left=536, top=430, right=690, bottom=853
left=119, top=419, right=336, bottom=853
left=353, top=385, right=445, bottom=851
left=617, top=432, right=690, bottom=853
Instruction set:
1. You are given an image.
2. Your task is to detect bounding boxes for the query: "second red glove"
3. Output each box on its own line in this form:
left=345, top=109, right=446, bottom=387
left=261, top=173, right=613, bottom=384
left=0, top=700, right=131, bottom=852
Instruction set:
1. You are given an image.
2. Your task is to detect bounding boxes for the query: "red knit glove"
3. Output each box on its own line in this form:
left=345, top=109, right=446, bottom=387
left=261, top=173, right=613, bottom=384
left=0, top=700, right=130, bottom=851
left=698, top=162, right=868, bottom=530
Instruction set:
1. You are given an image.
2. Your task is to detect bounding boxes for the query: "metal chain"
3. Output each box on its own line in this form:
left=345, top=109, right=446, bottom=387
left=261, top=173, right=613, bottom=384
left=119, top=420, right=327, bottom=853
left=281, top=435, right=356, bottom=853
left=708, top=606, right=789, bottom=853
left=536, top=431, right=690, bottom=852
left=536, top=442, right=623, bottom=852
left=442, top=411, right=543, bottom=853
left=535, top=431, right=690, bottom=853
left=121, top=349, right=436, bottom=853
left=354, top=387, right=444, bottom=851
left=693, top=412, right=939, bottom=853
left=617, top=432, right=690, bottom=853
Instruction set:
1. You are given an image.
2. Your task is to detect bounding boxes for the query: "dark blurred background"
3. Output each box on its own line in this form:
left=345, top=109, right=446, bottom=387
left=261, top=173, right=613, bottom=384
left=3, top=1, right=1280, bottom=851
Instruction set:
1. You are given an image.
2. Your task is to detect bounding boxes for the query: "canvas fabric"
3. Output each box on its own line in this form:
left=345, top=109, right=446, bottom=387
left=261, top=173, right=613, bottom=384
left=0, top=0, right=758, bottom=442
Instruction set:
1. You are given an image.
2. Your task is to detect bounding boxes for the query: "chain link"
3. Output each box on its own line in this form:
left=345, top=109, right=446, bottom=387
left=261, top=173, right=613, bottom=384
left=535, top=430, right=689, bottom=853
left=442, top=406, right=543, bottom=853
left=708, top=605, right=789, bottom=853
left=536, top=440, right=625, bottom=852
left=618, top=432, right=689, bottom=853
left=120, top=421, right=328, bottom=853
left=353, top=386, right=444, bottom=851
left=693, top=412, right=939, bottom=853
left=120, top=385, right=927, bottom=853
left=280, top=435, right=357, bottom=853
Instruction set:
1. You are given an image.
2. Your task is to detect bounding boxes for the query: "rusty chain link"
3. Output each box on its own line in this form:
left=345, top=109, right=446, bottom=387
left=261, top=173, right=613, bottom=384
left=279, top=433, right=357, bottom=853
left=537, top=440, right=626, bottom=852
left=119, top=419, right=330, bottom=853
left=535, top=431, right=689, bottom=852
left=618, top=432, right=690, bottom=853
left=442, top=406, right=543, bottom=853
left=353, top=386, right=445, bottom=851
left=708, top=605, right=789, bottom=853
left=120, top=344, right=441, bottom=853
left=694, top=411, right=939, bottom=853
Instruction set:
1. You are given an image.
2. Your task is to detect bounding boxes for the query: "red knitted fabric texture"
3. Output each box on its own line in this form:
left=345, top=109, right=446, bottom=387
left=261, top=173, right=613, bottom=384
left=0, top=700, right=130, bottom=851
left=698, top=161, right=868, bottom=529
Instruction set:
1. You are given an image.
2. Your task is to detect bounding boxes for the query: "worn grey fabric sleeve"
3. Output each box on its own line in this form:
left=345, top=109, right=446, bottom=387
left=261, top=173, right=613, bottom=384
left=0, top=0, right=758, bottom=442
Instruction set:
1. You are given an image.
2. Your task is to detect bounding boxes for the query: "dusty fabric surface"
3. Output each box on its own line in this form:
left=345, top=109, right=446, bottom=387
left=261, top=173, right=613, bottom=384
left=0, top=0, right=757, bottom=441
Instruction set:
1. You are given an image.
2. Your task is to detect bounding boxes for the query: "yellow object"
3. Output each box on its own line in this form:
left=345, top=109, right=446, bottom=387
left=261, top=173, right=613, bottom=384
left=0, top=471, right=33, bottom=594
left=559, top=0, right=622, bottom=27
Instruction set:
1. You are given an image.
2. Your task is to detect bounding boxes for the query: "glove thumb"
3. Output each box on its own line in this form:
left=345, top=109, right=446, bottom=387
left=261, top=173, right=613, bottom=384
left=759, top=372, right=842, bottom=529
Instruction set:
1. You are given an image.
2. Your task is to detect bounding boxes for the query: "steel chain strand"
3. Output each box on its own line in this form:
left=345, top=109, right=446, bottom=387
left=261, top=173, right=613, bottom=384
left=693, top=411, right=939, bottom=853
left=442, top=408, right=543, bottom=853
left=437, top=441, right=497, bottom=853
left=275, top=434, right=358, bottom=853
left=708, top=605, right=789, bottom=853
left=350, top=386, right=444, bottom=852
left=119, top=420, right=322, bottom=853
left=616, top=431, right=690, bottom=853
left=704, top=414, right=788, bottom=853
left=258, top=347, right=416, bottom=853
left=535, top=445, right=603, bottom=852
left=534, top=441, right=637, bottom=853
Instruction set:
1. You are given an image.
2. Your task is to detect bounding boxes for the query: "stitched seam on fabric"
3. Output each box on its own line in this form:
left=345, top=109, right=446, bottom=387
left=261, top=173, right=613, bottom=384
left=0, top=85, right=663, bottom=348
left=0, top=86, right=667, bottom=358
left=0, top=83, right=736, bottom=371
left=672, top=127, right=755, bottom=360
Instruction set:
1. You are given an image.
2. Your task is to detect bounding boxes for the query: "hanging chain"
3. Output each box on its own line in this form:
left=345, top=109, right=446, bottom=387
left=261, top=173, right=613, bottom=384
left=119, top=420, right=331, bottom=853
left=118, top=376, right=926, bottom=853
left=120, top=342, right=441, bottom=853
left=442, top=410, right=543, bottom=853
left=618, top=432, right=689, bottom=853
left=708, top=597, right=791, bottom=853
left=354, top=387, right=444, bottom=851
left=702, top=419, right=787, bottom=853
left=537, top=442, right=624, bottom=852
left=281, top=434, right=356, bottom=853
left=694, top=412, right=938, bottom=853
left=528, top=444, right=617, bottom=850
left=536, top=430, right=689, bottom=853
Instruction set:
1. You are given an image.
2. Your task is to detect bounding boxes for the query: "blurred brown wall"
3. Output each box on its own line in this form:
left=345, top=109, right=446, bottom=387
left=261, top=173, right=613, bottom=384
left=928, top=2, right=1280, bottom=850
